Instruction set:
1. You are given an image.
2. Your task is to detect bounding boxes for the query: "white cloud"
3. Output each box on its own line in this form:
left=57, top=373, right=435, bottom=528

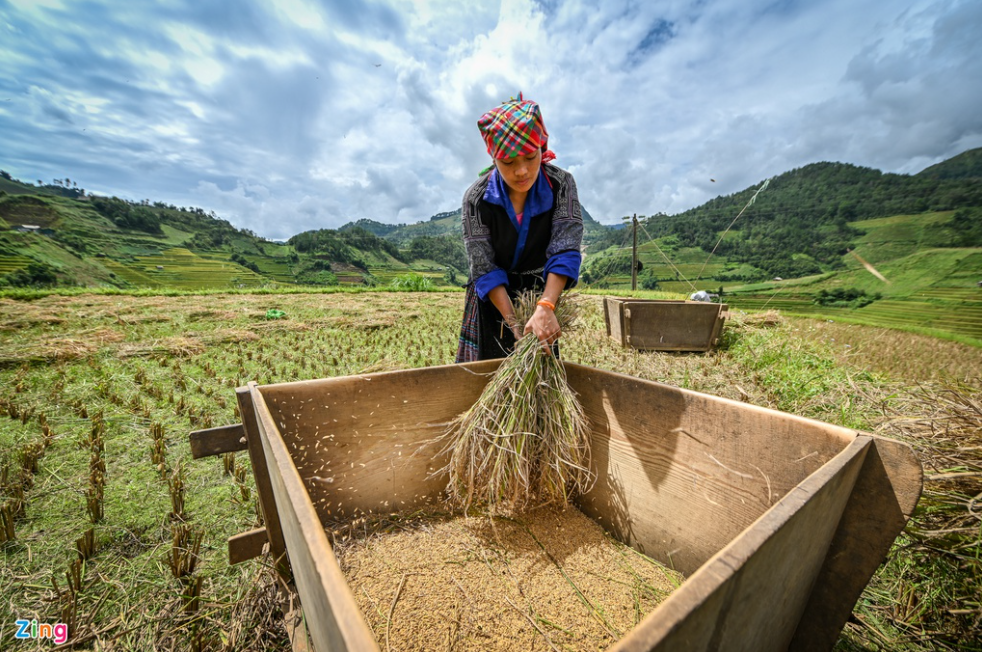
left=0, top=0, right=979, bottom=238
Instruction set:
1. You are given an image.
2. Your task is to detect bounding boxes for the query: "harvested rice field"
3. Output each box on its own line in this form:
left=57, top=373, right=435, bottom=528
left=333, top=505, right=684, bottom=652
left=0, top=289, right=978, bottom=650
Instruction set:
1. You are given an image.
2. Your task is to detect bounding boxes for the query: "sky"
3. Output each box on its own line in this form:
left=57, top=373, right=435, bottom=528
left=1, top=0, right=980, bottom=240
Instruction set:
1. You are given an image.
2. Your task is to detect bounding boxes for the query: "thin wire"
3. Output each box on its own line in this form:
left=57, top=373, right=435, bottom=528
left=635, top=219, right=698, bottom=293
left=589, top=245, right=633, bottom=285
left=600, top=186, right=959, bottom=228
left=696, top=179, right=770, bottom=282
left=758, top=284, right=786, bottom=310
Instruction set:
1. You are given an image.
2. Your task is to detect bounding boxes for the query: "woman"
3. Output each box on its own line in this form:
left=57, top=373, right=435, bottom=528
left=456, top=94, right=583, bottom=362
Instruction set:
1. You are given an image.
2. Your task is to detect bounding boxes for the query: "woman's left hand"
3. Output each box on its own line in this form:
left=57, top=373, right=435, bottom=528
left=524, top=304, right=561, bottom=351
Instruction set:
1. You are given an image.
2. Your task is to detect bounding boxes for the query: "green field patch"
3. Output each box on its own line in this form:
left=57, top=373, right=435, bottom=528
left=917, top=287, right=982, bottom=302
left=158, top=224, right=193, bottom=245
left=774, top=248, right=982, bottom=301
left=261, top=242, right=293, bottom=257
left=102, top=258, right=162, bottom=287
left=0, top=254, right=32, bottom=275
left=851, top=211, right=957, bottom=263
left=0, top=196, right=60, bottom=228
left=727, top=292, right=982, bottom=342
left=106, top=248, right=269, bottom=289
left=196, top=250, right=297, bottom=284
left=851, top=211, right=954, bottom=231
left=250, top=257, right=296, bottom=283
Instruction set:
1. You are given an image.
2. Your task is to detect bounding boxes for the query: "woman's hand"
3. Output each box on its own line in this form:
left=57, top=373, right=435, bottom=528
left=488, top=285, right=522, bottom=340
left=505, top=315, right=523, bottom=341
left=524, top=304, right=561, bottom=351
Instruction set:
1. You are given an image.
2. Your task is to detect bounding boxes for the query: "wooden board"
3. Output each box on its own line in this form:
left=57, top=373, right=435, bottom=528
left=255, top=361, right=501, bottom=520
left=789, top=436, right=923, bottom=650
left=567, top=362, right=852, bottom=575
left=604, top=297, right=624, bottom=343
left=604, top=298, right=727, bottom=351
left=188, top=423, right=246, bottom=458
left=610, top=437, right=870, bottom=651
left=250, top=384, right=380, bottom=652
left=228, top=527, right=267, bottom=565
left=237, top=386, right=289, bottom=576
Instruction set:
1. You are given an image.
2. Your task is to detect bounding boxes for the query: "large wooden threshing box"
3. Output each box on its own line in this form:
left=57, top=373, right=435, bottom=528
left=604, top=297, right=728, bottom=351
left=191, top=361, right=921, bottom=652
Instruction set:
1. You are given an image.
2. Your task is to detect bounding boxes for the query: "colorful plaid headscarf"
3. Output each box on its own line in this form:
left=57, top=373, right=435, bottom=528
left=478, top=93, right=556, bottom=163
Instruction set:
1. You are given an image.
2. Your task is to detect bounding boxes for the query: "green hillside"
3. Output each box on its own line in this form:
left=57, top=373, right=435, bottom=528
left=0, top=176, right=464, bottom=290
left=584, top=150, right=982, bottom=278
left=3, top=148, right=981, bottom=343
left=361, top=205, right=607, bottom=245
left=917, top=147, right=982, bottom=180
left=576, top=150, right=982, bottom=345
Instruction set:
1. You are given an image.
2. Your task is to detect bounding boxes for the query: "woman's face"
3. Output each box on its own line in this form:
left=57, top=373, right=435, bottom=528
left=494, top=148, right=541, bottom=195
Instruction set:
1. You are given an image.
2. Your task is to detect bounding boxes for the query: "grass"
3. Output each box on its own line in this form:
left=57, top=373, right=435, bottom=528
left=837, top=380, right=982, bottom=650
left=0, top=290, right=978, bottom=650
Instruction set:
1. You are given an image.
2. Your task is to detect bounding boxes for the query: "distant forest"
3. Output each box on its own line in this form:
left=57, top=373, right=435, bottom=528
left=588, top=155, right=982, bottom=279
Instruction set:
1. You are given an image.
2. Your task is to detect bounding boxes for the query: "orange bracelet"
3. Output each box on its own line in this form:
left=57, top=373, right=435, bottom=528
left=536, top=298, right=556, bottom=311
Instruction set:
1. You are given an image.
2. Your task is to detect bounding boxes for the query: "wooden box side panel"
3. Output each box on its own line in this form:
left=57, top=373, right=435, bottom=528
left=567, top=363, right=855, bottom=576
left=707, top=303, right=728, bottom=349
left=258, top=361, right=500, bottom=521
left=605, top=297, right=627, bottom=345
left=624, top=302, right=725, bottom=351
left=789, top=435, right=922, bottom=651
left=612, top=438, right=870, bottom=652
left=250, top=386, right=379, bottom=652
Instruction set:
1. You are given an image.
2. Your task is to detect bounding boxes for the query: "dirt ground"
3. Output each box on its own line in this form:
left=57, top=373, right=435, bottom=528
left=333, top=505, right=684, bottom=651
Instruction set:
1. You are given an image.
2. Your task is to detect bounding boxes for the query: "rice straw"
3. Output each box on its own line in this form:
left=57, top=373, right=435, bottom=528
left=437, top=292, right=594, bottom=512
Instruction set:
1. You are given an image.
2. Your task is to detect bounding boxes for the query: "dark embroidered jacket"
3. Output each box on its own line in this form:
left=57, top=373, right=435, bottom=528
left=461, top=163, right=583, bottom=299
left=456, top=164, right=583, bottom=361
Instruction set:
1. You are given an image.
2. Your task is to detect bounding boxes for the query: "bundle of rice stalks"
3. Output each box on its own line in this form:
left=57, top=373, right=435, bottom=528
left=438, top=292, right=593, bottom=512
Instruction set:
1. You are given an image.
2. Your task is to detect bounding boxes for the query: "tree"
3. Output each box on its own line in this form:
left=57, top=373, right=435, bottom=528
left=946, top=208, right=982, bottom=247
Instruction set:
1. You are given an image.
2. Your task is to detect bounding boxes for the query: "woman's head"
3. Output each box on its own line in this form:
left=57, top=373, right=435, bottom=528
left=478, top=93, right=554, bottom=194
left=477, top=93, right=550, bottom=162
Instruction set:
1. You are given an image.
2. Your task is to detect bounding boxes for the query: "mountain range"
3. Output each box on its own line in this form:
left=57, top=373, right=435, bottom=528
left=0, top=148, right=979, bottom=295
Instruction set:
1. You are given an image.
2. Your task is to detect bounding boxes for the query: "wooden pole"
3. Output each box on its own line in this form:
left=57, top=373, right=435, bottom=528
left=631, top=213, right=638, bottom=291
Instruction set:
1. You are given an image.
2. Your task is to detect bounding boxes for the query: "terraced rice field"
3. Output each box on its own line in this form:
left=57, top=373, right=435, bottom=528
left=367, top=264, right=448, bottom=286
left=726, top=290, right=982, bottom=342
left=335, top=271, right=367, bottom=285
left=224, top=253, right=297, bottom=285
left=102, top=248, right=268, bottom=289
left=0, top=254, right=32, bottom=275
left=588, top=245, right=728, bottom=290
left=855, top=299, right=982, bottom=338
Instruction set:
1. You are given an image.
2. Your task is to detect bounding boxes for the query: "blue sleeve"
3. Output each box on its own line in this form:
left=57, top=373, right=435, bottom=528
left=475, top=268, right=508, bottom=301
left=544, top=250, right=581, bottom=288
